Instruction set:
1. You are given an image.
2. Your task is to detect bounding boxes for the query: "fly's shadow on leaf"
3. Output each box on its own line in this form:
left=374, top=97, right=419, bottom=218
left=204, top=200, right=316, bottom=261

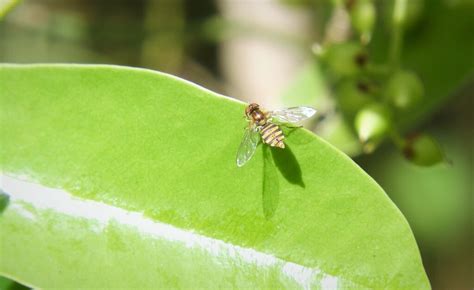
left=0, top=190, right=10, bottom=215
left=261, top=142, right=305, bottom=219
left=270, top=144, right=305, bottom=188
left=262, top=146, right=279, bottom=219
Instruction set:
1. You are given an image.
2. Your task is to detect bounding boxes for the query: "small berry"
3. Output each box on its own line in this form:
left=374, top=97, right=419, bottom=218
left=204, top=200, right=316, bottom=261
left=320, top=42, right=367, bottom=77
left=355, top=103, right=392, bottom=152
left=337, top=80, right=372, bottom=116
left=403, top=133, right=444, bottom=166
left=348, top=0, right=376, bottom=43
left=386, top=70, right=424, bottom=110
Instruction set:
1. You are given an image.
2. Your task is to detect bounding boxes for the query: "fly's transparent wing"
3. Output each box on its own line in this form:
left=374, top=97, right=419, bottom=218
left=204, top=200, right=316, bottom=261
left=269, top=106, right=316, bottom=124
left=236, top=125, right=260, bottom=167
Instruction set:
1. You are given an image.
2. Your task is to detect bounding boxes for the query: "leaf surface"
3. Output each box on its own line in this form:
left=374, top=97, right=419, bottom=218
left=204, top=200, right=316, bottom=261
left=0, top=64, right=429, bottom=289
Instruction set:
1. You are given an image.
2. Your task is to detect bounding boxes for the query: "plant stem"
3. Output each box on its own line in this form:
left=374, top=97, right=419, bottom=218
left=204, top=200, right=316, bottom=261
left=389, top=0, right=407, bottom=70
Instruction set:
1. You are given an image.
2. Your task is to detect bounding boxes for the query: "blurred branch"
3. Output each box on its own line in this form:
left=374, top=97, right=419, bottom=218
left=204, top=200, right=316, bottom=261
left=389, top=0, right=407, bottom=70
left=141, top=0, right=185, bottom=73
left=322, top=4, right=351, bottom=45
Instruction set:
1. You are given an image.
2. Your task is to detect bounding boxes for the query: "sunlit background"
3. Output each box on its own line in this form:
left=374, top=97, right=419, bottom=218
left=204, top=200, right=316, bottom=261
left=0, top=0, right=472, bottom=288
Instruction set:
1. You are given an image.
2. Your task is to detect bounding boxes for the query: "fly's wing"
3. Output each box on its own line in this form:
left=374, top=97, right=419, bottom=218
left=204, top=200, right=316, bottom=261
left=269, top=106, right=316, bottom=124
left=236, top=125, right=260, bottom=167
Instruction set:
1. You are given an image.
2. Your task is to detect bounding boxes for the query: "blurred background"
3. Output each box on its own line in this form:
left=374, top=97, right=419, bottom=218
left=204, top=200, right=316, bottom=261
left=0, top=0, right=472, bottom=288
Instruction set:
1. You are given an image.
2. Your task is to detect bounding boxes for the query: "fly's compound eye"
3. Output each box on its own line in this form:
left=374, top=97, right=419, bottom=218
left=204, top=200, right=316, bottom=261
left=245, top=103, right=259, bottom=117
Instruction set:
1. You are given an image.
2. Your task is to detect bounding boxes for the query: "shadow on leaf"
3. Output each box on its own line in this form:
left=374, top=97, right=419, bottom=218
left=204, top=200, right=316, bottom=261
left=262, top=146, right=279, bottom=219
left=261, top=141, right=305, bottom=219
left=270, top=144, right=305, bottom=188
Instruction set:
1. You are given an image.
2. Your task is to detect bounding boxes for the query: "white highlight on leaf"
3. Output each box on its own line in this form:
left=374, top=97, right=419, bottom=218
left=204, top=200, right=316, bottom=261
left=282, top=263, right=321, bottom=290
left=0, top=173, right=347, bottom=289
left=10, top=203, right=35, bottom=220
left=321, top=275, right=339, bottom=290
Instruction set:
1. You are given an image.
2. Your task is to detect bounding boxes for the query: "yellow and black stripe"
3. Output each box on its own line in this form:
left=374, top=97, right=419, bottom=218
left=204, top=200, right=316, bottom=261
left=260, top=122, right=285, bottom=148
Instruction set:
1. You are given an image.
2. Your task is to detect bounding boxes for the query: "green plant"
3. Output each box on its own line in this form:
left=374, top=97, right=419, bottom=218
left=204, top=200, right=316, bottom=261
left=0, top=64, right=429, bottom=288
left=283, top=0, right=473, bottom=166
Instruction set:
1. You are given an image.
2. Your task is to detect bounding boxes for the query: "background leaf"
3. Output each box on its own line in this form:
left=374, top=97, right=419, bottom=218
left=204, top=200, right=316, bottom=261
left=0, top=64, right=429, bottom=289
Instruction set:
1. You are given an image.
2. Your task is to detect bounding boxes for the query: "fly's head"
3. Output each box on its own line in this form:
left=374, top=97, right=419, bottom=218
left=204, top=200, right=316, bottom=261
left=245, top=103, right=266, bottom=126
left=245, top=103, right=259, bottom=119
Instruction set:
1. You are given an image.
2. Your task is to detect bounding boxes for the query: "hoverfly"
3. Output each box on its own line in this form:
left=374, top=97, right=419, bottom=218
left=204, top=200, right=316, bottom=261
left=236, top=103, right=316, bottom=167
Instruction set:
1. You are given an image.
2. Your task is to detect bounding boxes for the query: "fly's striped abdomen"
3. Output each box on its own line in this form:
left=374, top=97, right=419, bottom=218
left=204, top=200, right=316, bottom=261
left=260, top=122, right=285, bottom=148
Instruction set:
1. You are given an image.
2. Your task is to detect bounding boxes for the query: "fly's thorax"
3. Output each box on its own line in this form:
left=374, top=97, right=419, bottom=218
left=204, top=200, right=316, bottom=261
left=250, top=109, right=267, bottom=126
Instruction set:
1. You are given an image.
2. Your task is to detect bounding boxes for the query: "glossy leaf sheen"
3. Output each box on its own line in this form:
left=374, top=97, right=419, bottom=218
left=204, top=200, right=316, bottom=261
left=0, top=64, right=429, bottom=289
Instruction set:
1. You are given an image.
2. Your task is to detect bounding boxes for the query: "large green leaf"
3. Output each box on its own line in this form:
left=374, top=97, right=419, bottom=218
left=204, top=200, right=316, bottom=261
left=0, top=64, right=429, bottom=289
